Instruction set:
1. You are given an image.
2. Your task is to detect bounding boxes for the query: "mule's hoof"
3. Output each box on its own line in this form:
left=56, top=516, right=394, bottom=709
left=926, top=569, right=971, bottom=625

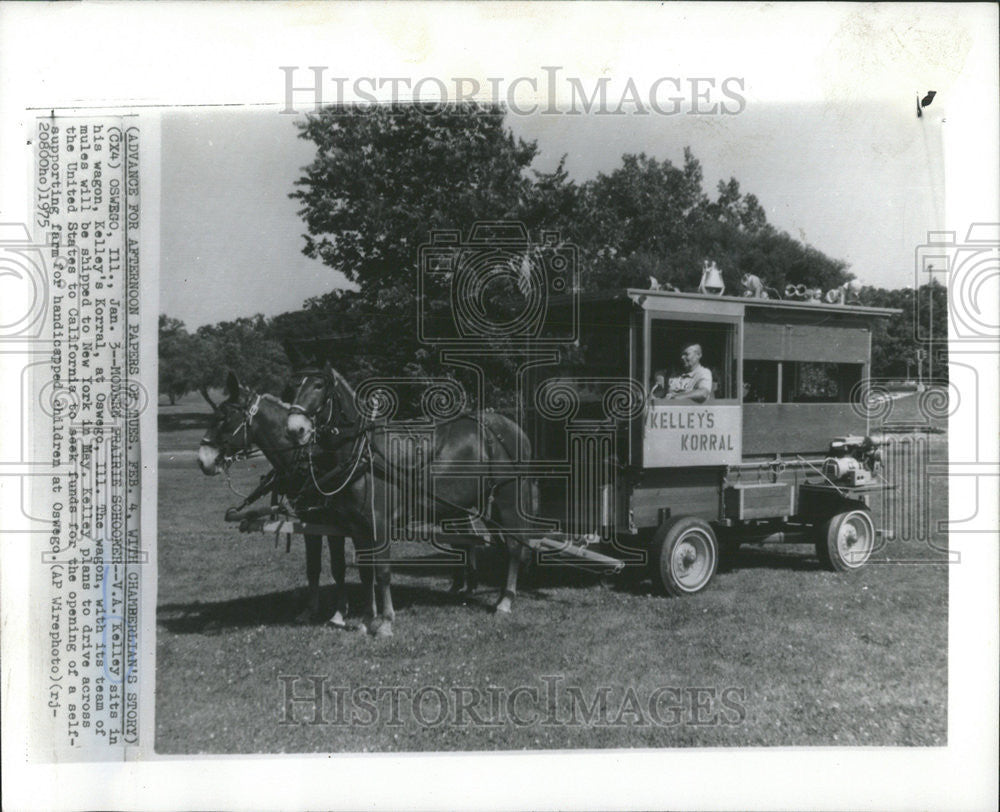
left=328, top=612, right=347, bottom=629
left=493, top=601, right=512, bottom=615
left=374, top=620, right=394, bottom=638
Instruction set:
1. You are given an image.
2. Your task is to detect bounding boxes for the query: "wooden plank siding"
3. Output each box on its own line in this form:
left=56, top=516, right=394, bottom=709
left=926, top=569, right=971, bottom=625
left=629, top=467, right=723, bottom=526
left=744, top=319, right=870, bottom=365
left=742, top=403, right=868, bottom=456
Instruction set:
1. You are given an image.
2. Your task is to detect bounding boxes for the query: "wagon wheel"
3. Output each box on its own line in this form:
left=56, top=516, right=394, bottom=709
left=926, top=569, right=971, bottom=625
left=650, top=516, right=719, bottom=597
left=815, top=508, right=875, bottom=572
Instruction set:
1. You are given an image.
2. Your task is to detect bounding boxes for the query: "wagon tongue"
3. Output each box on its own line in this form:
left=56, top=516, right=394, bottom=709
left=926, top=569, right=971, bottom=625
left=524, top=535, right=625, bottom=572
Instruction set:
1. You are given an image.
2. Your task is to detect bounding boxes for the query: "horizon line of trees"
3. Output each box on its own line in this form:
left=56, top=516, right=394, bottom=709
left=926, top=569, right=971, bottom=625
left=160, top=278, right=949, bottom=408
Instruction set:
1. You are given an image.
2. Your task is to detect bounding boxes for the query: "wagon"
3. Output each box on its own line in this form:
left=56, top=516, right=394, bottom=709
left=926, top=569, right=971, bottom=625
left=522, top=287, right=899, bottom=596
left=227, top=286, right=899, bottom=599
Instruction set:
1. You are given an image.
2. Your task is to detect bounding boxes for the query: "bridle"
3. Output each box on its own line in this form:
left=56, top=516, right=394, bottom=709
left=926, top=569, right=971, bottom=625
left=289, top=373, right=341, bottom=439
left=203, top=392, right=265, bottom=471
left=289, top=372, right=369, bottom=497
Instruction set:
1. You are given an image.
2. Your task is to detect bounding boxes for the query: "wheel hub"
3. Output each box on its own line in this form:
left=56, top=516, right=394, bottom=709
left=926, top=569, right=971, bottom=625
left=675, top=542, right=698, bottom=570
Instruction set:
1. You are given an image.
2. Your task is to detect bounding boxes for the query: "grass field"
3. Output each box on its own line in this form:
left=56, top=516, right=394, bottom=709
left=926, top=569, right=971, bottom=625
left=155, top=394, right=948, bottom=753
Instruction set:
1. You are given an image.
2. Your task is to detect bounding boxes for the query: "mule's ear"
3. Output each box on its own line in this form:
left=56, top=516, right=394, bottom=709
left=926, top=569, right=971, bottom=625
left=324, top=360, right=334, bottom=376
left=225, top=371, right=241, bottom=400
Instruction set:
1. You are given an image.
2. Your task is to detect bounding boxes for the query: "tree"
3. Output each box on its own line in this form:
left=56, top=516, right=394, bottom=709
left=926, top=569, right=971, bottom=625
left=159, top=315, right=199, bottom=405
left=570, top=151, right=851, bottom=294
left=863, top=281, right=948, bottom=383
left=158, top=314, right=223, bottom=407
left=290, top=103, right=551, bottom=408
left=196, top=315, right=292, bottom=398
left=292, top=104, right=537, bottom=297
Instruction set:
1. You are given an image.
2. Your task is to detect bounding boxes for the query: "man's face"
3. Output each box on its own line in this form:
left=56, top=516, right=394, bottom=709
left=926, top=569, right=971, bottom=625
left=681, top=346, right=700, bottom=371
left=654, top=374, right=665, bottom=387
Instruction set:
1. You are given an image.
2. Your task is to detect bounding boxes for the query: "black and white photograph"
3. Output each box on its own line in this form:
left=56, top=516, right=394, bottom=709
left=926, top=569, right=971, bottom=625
left=1, top=2, right=997, bottom=809
left=157, top=101, right=952, bottom=753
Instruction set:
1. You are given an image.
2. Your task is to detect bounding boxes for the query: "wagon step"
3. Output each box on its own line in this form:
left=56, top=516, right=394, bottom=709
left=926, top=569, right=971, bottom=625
left=524, top=535, right=625, bottom=572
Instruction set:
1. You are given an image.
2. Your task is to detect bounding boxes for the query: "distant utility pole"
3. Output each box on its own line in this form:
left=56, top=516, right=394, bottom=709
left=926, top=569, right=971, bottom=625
left=928, top=282, right=934, bottom=383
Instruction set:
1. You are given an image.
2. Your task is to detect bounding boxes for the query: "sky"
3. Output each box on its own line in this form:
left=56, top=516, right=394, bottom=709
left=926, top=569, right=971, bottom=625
left=160, top=99, right=944, bottom=328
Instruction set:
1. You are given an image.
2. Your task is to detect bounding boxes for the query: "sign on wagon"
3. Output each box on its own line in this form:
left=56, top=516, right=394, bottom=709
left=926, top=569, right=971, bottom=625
left=644, top=405, right=742, bottom=467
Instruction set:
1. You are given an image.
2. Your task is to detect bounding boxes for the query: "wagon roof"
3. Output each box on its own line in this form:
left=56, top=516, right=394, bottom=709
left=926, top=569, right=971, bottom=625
left=556, top=288, right=901, bottom=318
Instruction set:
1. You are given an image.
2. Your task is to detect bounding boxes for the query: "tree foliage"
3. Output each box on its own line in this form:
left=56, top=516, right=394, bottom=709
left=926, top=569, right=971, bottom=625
left=862, top=281, right=948, bottom=382
left=571, top=152, right=849, bottom=294
left=195, top=315, right=292, bottom=398
left=158, top=315, right=220, bottom=405
left=158, top=314, right=292, bottom=407
left=287, top=104, right=552, bottom=405
left=159, top=315, right=196, bottom=405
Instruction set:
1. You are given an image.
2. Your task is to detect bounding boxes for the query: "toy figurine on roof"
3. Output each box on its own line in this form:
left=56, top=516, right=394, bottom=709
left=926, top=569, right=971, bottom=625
left=824, top=279, right=863, bottom=305
left=741, top=273, right=781, bottom=299
left=648, top=275, right=679, bottom=292
left=785, top=283, right=823, bottom=302
left=698, top=260, right=725, bottom=295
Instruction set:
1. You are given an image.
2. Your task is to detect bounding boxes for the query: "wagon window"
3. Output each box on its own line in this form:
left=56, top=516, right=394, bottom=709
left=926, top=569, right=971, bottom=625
left=743, top=360, right=779, bottom=402
left=649, top=319, right=736, bottom=401
left=782, top=362, right=863, bottom=403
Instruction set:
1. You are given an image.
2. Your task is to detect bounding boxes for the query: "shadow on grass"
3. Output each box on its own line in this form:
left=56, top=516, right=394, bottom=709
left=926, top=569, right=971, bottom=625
left=605, top=544, right=825, bottom=596
left=157, top=580, right=494, bottom=634
left=157, top=548, right=609, bottom=634
left=157, top=543, right=830, bottom=634
left=717, top=546, right=824, bottom=573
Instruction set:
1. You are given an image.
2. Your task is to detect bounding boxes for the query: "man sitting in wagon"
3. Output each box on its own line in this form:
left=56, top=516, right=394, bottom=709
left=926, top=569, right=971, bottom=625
left=663, top=343, right=713, bottom=404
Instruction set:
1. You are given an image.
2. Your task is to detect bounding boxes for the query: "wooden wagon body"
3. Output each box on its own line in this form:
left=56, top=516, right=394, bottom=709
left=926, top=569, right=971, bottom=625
left=521, top=288, right=899, bottom=593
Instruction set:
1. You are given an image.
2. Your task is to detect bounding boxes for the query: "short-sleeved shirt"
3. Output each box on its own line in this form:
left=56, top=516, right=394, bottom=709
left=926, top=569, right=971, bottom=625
left=667, top=365, right=713, bottom=398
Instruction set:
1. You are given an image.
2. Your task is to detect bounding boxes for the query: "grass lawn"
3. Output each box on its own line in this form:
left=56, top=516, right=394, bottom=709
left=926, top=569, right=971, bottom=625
left=155, top=394, right=948, bottom=752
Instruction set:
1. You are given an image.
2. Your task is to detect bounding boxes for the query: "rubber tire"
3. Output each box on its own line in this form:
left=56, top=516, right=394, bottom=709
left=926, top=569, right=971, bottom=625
left=815, top=508, right=875, bottom=572
left=650, top=516, right=719, bottom=597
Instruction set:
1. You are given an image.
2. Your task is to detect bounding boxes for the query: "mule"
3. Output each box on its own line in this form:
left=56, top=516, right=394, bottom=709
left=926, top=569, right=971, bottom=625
left=198, top=373, right=351, bottom=628
left=287, top=366, right=483, bottom=597
left=286, top=363, right=533, bottom=635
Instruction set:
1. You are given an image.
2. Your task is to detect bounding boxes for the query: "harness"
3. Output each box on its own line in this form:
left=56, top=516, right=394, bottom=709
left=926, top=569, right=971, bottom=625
left=302, top=405, right=521, bottom=533
left=215, top=392, right=314, bottom=513
left=226, top=374, right=523, bottom=546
